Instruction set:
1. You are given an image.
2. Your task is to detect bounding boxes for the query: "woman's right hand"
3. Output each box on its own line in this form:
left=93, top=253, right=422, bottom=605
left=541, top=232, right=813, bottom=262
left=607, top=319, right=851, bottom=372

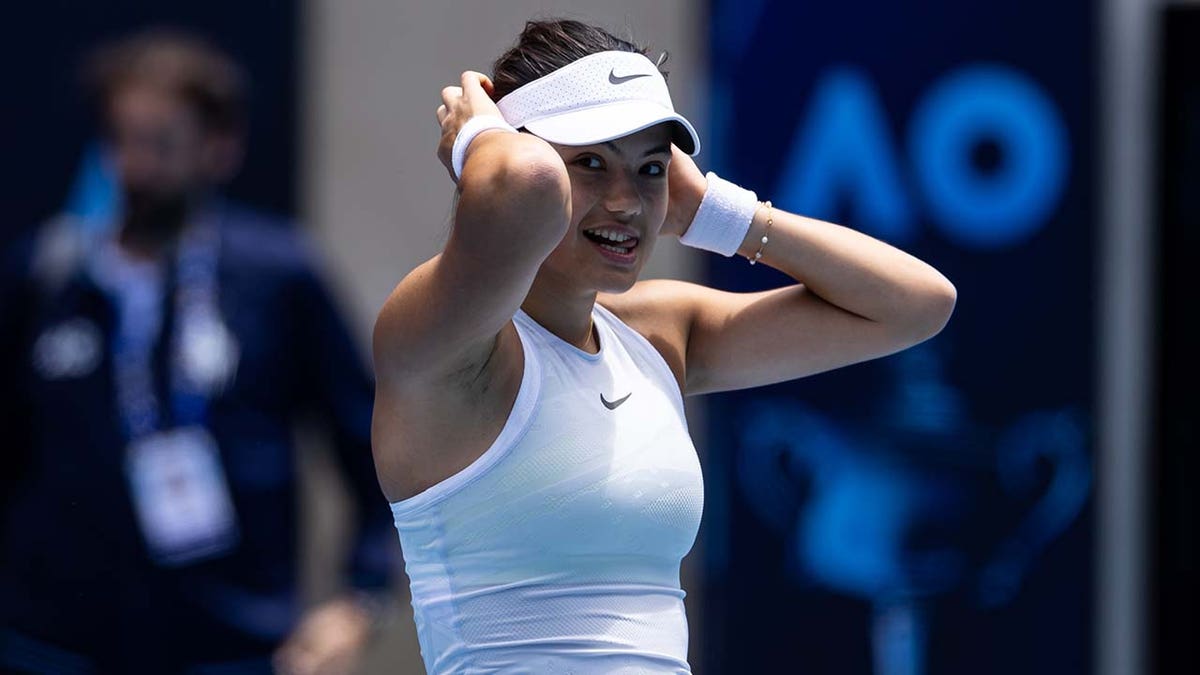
left=436, top=71, right=505, bottom=181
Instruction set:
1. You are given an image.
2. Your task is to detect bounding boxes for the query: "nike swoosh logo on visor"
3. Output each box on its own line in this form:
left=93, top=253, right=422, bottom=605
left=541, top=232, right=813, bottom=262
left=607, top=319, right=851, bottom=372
left=600, top=392, right=632, bottom=410
left=608, top=70, right=652, bottom=85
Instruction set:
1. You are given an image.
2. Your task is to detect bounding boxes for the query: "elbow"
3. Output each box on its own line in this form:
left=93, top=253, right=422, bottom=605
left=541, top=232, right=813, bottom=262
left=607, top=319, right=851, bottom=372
left=460, top=135, right=571, bottom=237
left=492, top=139, right=570, bottom=198
left=512, top=153, right=573, bottom=235
left=908, top=275, right=957, bottom=342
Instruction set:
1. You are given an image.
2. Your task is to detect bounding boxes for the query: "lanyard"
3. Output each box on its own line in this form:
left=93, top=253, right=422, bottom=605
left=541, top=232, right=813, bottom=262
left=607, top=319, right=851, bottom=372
left=111, top=216, right=225, bottom=440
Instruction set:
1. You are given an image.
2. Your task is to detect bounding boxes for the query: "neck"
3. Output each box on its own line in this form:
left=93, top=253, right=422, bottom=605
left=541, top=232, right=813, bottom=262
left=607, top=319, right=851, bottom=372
left=117, top=221, right=184, bottom=261
left=117, top=193, right=204, bottom=260
left=522, top=272, right=599, bottom=353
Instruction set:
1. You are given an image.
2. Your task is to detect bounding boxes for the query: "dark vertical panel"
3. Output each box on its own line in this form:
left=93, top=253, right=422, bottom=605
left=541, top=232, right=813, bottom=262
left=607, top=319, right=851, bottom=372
left=1153, top=7, right=1199, bottom=674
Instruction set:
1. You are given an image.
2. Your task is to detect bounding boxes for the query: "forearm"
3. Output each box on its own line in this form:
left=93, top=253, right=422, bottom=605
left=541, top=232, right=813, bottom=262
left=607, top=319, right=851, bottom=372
left=375, top=132, right=569, bottom=378
left=732, top=205, right=956, bottom=335
left=435, top=70, right=572, bottom=295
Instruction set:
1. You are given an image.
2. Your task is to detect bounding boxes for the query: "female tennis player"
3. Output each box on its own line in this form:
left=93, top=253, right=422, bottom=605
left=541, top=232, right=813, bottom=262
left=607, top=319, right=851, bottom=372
left=372, top=19, right=956, bottom=674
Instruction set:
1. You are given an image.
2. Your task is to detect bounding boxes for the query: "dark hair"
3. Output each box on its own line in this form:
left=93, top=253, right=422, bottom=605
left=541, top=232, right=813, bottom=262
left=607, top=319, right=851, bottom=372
left=491, top=19, right=661, bottom=100
left=83, top=28, right=248, bottom=135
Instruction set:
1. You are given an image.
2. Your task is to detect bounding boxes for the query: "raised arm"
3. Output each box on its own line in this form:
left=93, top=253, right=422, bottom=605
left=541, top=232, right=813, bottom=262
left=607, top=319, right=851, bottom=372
left=607, top=148, right=957, bottom=395
left=372, top=72, right=570, bottom=383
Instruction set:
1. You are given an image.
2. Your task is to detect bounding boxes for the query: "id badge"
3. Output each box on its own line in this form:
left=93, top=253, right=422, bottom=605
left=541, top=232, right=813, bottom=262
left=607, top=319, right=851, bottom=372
left=125, top=426, right=240, bottom=566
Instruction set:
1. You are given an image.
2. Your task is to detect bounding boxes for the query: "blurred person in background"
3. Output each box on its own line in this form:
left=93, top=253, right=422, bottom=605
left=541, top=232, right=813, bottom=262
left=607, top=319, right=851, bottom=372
left=0, top=29, right=393, bottom=675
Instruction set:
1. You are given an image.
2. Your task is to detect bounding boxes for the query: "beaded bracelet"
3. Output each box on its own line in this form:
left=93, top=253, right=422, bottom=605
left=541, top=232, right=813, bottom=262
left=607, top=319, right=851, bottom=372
left=748, top=201, right=773, bottom=265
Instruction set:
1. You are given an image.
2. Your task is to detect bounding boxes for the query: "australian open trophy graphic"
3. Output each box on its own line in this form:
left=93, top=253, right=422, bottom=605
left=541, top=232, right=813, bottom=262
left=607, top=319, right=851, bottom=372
left=736, top=345, right=1091, bottom=675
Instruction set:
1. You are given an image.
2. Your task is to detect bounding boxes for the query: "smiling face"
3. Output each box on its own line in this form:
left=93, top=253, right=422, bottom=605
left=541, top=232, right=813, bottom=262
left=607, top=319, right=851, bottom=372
left=536, top=124, right=675, bottom=295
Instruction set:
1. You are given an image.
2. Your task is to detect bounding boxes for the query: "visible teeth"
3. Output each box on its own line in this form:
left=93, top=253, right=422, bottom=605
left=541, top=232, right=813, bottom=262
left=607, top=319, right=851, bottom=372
left=588, top=228, right=632, bottom=243
left=599, top=243, right=630, bottom=254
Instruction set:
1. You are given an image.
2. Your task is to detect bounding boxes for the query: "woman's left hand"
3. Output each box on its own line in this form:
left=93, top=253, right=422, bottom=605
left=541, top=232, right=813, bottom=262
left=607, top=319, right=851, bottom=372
left=661, top=146, right=708, bottom=238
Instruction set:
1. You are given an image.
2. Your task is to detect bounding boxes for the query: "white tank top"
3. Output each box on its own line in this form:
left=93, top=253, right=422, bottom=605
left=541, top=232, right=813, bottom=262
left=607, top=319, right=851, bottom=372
left=390, top=304, right=704, bottom=674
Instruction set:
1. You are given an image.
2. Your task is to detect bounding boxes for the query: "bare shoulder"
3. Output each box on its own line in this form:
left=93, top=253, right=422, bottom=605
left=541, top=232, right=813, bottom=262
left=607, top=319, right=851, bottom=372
left=372, top=320, right=525, bottom=503
left=598, top=279, right=707, bottom=391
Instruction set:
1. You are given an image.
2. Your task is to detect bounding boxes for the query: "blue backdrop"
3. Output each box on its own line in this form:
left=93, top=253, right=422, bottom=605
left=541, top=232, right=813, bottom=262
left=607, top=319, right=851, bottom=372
left=701, top=2, right=1095, bottom=673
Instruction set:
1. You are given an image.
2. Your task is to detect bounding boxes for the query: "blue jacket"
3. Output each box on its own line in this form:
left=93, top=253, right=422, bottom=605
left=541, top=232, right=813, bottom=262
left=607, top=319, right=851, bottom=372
left=0, top=203, right=395, bottom=673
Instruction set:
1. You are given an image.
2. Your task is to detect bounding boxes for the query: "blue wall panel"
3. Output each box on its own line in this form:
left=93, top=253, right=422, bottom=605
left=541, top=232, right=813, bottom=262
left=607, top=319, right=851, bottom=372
left=702, top=2, right=1095, bottom=673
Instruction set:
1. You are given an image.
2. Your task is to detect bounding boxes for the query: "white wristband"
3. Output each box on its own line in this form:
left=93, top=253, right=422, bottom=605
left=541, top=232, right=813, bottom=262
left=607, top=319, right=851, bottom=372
left=451, top=116, right=518, bottom=181
left=679, top=172, right=759, bottom=256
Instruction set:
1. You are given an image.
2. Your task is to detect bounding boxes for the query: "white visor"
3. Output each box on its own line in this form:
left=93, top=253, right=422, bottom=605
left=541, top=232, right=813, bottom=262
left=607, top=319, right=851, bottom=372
left=496, top=51, right=700, bottom=156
